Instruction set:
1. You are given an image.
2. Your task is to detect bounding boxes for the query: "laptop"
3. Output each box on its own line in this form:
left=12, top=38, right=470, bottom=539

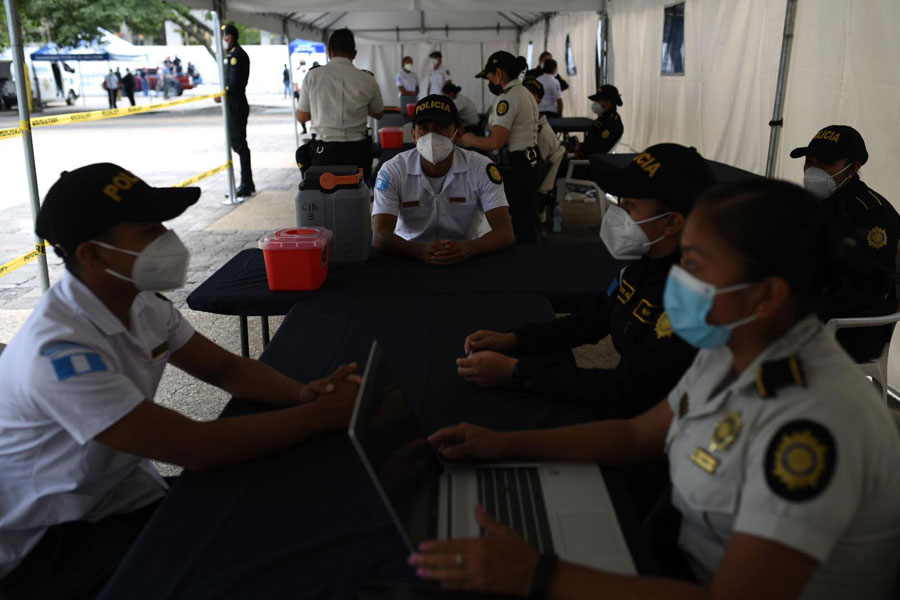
left=348, top=341, right=636, bottom=574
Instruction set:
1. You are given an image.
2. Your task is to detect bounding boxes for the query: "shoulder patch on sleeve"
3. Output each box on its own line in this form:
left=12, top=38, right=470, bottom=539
left=375, top=170, right=392, bottom=192
left=486, top=163, right=503, bottom=184
left=764, top=419, right=836, bottom=502
left=230, top=57, right=238, bottom=66
left=601, top=130, right=611, bottom=139
left=496, top=100, right=509, bottom=116
left=51, top=352, right=108, bottom=381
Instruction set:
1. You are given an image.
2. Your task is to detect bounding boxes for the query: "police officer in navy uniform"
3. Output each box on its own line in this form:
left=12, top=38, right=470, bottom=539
left=577, top=84, right=624, bottom=158
left=215, top=23, right=254, bottom=197
left=790, top=125, right=900, bottom=362
left=458, top=144, right=710, bottom=422
left=460, top=51, right=542, bottom=244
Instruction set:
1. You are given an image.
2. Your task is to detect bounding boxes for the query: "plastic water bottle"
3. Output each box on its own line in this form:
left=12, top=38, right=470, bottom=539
left=552, top=205, right=562, bottom=233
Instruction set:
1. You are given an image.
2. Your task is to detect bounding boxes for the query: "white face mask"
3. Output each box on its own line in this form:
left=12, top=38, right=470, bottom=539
left=416, top=131, right=456, bottom=164
left=599, top=204, right=671, bottom=260
left=403, top=64, right=412, bottom=72
left=803, top=163, right=853, bottom=200
left=591, top=101, right=605, bottom=115
left=92, top=230, right=190, bottom=291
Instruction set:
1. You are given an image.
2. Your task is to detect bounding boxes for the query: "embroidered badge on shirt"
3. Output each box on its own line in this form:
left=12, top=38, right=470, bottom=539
left=631, top=298, right=656, bottom=324
left=764, top=419, right=836, bottom=502
left=230, top=57, right=238, bottom=66
left=449, top=197, right=467, bottom=203
left=601, top=130, right=610, bottom=139
left=615, top=278, right=635, bottom=304
left=486, top=164, right=503, bottom=184
left=51, top=352, right=108, bottom=381
left=496, top=100, right=509, bottom=116
left=709, top=412, right=742, bottom=452
left=867, top=226, right=888, bottom=249
left=655, top=312, right=673, bottom=339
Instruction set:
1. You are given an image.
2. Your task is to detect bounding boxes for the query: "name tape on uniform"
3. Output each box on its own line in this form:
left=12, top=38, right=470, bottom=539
left=0, top=92, right=225, bottom=141
left=0, top=160, right=232, bottom=280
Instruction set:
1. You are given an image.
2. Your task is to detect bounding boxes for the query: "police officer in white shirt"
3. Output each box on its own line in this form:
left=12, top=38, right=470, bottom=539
left=426, top=50, right=452, bottom=96
left=296, top=28, right=384, bottom=180
left=396, top=56, right=419, bottom=109
left=372, top=95, right=514, bottom=266
left=535, top=58, right=563, bottom=118
left=413, top=179, right=900, bottom=599
left=0, top=164, right=360, bottom=598
left=460, top=51, right=542, bottom=244
left=441, top=82, right=480, bottom=132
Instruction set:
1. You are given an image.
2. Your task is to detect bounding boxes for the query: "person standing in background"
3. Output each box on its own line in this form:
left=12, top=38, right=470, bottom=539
left=122, top=69, right=136, bottom=107
left=535, top=59, right=563, bottom=118
left=215, top=23, right=255, bottom=198
left=103, top=70, right=118, bottom=109
left=426, top=51, right=452, bottom=96
left=282, top=65, right=290, bottom=99
left=396, top=56, right=419, bottom=109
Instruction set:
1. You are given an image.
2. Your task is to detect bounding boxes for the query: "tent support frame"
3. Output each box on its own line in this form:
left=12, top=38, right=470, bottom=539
left=213, top=9, right=239, bottom=205
left=765, top=0, right=797, bottom=178
left=283, top=16, right=300, bottom=150
left=5, top=0, right=49, bottom=292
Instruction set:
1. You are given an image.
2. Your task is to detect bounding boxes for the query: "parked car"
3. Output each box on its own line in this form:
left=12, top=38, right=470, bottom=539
left=133, top=67, right=194, bottom=95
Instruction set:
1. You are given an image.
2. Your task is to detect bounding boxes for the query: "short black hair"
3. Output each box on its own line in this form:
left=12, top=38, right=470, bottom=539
left=542, top=58, right=557, bottom=74
left=429, top=50, right=442, bottom=58
left=402, top=56, right=413, bottom=63
left=328, top=28, right=356, bottom=55
left=539, top=51, right=552, bottom=61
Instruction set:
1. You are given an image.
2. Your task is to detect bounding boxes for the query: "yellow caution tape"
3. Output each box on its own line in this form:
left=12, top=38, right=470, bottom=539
left=0, top=158, right=232, bottom=279
left=29, top=91, right=225, bottom=129
left=173, top=161, right=232, bottom=188
left=0, top=242, right=48, bottom=279
left=0, top=91, right=226, bottom=140
left=0, top=127, right=23, bottom=141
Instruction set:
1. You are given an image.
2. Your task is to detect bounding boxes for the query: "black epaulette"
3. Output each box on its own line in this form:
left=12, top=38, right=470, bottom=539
left=756, top=356, right=805, bottom=398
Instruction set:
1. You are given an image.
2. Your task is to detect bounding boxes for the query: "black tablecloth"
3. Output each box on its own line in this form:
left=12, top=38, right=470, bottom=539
left=547, top=117, right=594, bottom=133
left=100, top=294, right=652, bottom=599
left=186, top=245, right=621, bottom=318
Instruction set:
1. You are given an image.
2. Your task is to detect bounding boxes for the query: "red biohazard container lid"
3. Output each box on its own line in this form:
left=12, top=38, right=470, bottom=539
left=258, top=227, right=333, bottom=250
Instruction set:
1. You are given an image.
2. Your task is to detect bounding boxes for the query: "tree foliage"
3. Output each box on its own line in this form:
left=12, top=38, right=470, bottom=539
left=0, top=0, right=256, bottom=58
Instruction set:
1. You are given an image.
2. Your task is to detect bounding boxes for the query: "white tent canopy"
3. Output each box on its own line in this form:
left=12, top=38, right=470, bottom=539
left=168, top=0, right=900, bottom=205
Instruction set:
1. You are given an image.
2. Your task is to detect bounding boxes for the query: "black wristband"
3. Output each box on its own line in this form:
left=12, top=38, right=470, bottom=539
left=529, top=552, right=558, bottom=599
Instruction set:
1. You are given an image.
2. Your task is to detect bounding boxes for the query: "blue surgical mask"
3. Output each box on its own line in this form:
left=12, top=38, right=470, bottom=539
left=663, top=265, right=757, bottom=348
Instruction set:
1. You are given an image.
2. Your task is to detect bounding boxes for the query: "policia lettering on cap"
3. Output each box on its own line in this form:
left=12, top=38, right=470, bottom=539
left=458, top=51, right=543, bottom=244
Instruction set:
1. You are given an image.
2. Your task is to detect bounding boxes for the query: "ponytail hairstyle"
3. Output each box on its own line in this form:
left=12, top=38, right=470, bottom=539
left=510, top=56, right=529, bottom=79
left=692, top=179, right=836, bottom=318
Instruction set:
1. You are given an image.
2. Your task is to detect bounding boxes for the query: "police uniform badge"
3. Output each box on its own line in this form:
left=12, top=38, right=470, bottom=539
left=867, top=226, right=888, bottom=249
left=764, top=419, right=836, bottom=502
left=655, top=312, right=673, bottom=339
left=230, top=57, right=238, bottom=66
left=496, top=100, right=509, bottom=116
left=601, top=130, right=610, bottom=139
left=709, top=413, right=742, bottom=452
left=486, top=164, right=503, bottom=184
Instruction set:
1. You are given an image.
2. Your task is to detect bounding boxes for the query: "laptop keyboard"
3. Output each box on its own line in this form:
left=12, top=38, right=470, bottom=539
left=476, top=467, right=554, bottom=553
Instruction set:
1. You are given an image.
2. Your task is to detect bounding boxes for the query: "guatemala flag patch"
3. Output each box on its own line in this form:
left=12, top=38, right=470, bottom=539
left=51, top=353, right=108, bottom=381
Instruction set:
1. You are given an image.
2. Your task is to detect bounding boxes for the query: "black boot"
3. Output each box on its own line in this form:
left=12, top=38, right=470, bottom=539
left=235, top=182, right=256, bottom=197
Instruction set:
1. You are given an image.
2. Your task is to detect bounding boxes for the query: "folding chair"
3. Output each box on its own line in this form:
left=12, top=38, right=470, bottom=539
left=825, top=312, right=900, bottom=403
left=554, top=159, right=610, bottom=219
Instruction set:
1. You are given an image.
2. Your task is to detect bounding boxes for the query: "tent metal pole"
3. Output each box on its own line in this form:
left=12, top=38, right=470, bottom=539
left=283, top=19, right=300, bottom=150
left=5, top=0, right=49, bottom=292
left=600, top=0, right=609, bottom=85
left=543, top=15, right=550, bottom=53
left=765, top=0, right=797, bottom=179
left=213, top=10, right=238, bottom=205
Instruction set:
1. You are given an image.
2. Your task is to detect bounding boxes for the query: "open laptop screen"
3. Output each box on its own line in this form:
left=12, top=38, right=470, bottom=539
left=349, top=342, right=444, bottom=551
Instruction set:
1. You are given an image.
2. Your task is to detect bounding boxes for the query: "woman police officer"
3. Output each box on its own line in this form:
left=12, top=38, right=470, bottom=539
left=411, top=179, right=900, bottom=599
left=459, top=51, right=542, bottom=244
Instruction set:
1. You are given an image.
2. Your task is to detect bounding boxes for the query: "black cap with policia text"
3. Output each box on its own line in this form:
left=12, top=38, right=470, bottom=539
left=596, top=143, right=713, bottom=214
left=789, top=125, right=868, bottom=165
left=36, top=163, right=200, bottom=258
left=412, top=95, right=459, bottom=126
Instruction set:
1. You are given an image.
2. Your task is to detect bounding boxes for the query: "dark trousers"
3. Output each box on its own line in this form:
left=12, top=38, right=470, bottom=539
left=502, top=152, right=542, bottom=244
left=106, top=89, right=117, bottom=109
left=125, top=90, right=135, bottom=106
left=227, top=95, right=253, bottom=187
left=309, top=139, right=374, bottom=182
left=0, top=500, right=162, bottom=600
